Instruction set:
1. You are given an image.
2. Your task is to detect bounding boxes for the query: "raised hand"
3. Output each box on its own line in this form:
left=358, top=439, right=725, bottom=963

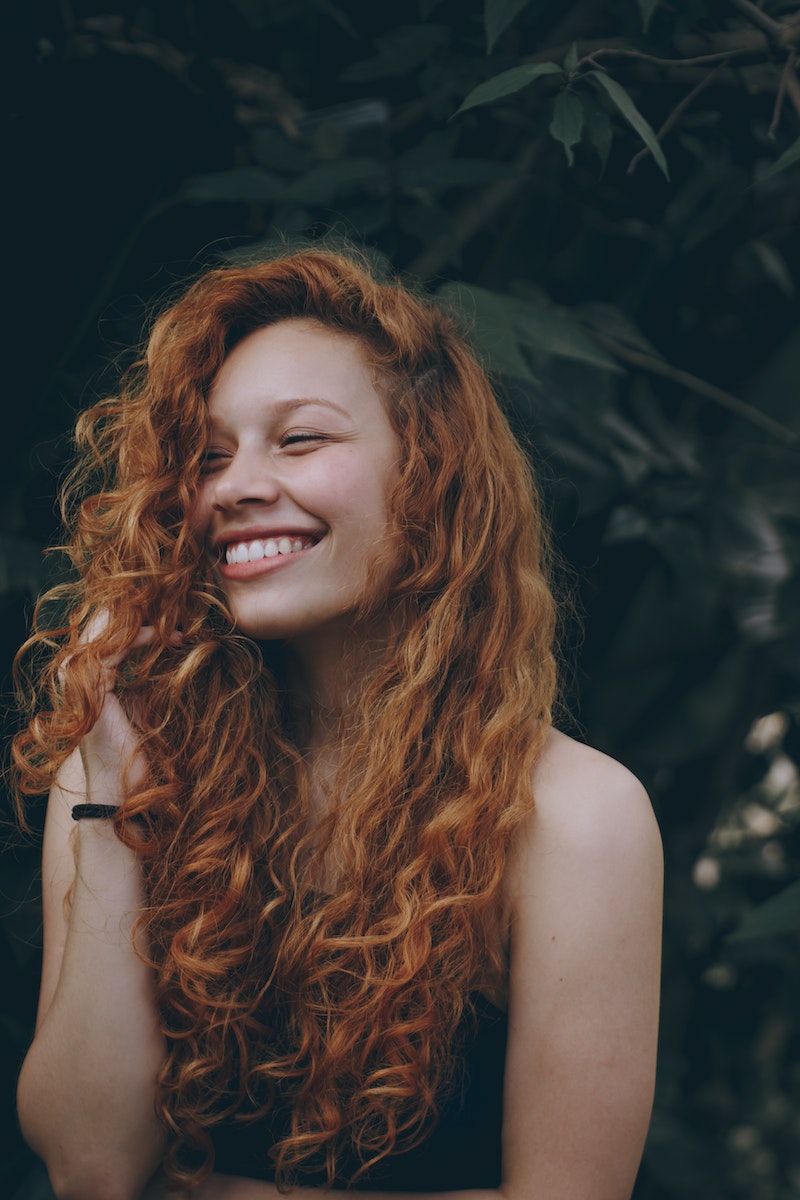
left=65, top=612, right=173, bottom=808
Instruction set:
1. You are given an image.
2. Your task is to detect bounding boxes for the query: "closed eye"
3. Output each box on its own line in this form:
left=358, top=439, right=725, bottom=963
left=280, top=432, right=328, bottom=449
left=200, top=449, right=230, bottom=473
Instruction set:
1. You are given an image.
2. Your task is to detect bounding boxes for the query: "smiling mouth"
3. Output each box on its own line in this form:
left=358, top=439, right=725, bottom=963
left=222, top=534, right=320, bottom=566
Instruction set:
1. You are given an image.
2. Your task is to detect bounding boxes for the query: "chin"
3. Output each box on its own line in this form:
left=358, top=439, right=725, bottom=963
left=227, top=604, right=350, bottom=644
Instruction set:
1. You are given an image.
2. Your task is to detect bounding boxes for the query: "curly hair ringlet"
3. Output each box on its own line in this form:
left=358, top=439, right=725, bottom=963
left=11, top=247, right=558, bottom=1191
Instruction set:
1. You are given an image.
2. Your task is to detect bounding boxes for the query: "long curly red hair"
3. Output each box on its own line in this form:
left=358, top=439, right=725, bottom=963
left=13, top=249, right=557, bottom=1189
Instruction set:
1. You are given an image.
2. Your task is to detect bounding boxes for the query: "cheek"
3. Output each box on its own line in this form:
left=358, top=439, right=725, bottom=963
left=186, top=486, right=212, bottom=538
left=340, top=468, right=397, bottom=532
left=314, top=449, right=394, bottom=523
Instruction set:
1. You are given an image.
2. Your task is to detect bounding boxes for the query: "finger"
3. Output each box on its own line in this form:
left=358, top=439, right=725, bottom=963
left=78, top=608, right=112, bottom=646
left=82, top=617, right=182, bottom=657
left=61, top=617, right=183, bottom=690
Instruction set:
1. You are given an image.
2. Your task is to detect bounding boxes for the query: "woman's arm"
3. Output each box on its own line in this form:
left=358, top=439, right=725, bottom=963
left=498, top=730, right=663, bottom=1200
left=18, top=742, right=167, bottom=1198
left=144, top=730, right=663, bottom=1200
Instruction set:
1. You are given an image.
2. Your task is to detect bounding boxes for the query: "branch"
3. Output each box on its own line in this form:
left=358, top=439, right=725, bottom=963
left=729, top=0, right=785, bottom=39
left=525, top=30, right=773, bottom=69
left=728, top=0, right=800, bottom=49
left=578, top=45, right=756, bottom=71
left=589, top=333, right=799, bottom=443
left=671, top=30, right=773, bottom=56
left=623, top=63, right=777, bottom=92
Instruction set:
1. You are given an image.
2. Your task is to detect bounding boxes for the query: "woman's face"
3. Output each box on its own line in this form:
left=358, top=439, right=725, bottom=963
left=190, top=318, right=401, bottom=643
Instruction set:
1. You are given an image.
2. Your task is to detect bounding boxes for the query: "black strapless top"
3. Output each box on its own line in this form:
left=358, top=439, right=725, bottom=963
left=211, top=993, right=508, bottom=1191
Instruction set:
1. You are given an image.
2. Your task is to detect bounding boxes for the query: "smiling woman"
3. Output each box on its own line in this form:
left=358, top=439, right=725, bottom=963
left=11, top=249, right=662, bottom=1200
left=193, top=320, right=401, bottom=643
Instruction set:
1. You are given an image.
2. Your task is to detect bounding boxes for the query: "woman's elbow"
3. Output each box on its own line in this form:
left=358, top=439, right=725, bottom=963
left=44, top=1158, right=149, bottom=1200
left=18, top=1128, right=161, bottom=1200
left=18, top=1065, right=162, bottom=1200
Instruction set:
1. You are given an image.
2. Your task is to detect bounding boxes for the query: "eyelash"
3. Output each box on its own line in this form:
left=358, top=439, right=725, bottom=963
left=280, top=432, right=327, bottom=447
left=200, top=450, right=228, bottom=472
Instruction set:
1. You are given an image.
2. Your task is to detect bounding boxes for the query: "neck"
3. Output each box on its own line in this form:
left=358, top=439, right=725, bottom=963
left=282, top=612, right=395, bottom=753
left=278, top=615, right=395, bottom=839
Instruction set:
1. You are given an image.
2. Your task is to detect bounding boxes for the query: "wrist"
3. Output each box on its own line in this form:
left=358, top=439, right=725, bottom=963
left=72, top=804, right=120, bottom=820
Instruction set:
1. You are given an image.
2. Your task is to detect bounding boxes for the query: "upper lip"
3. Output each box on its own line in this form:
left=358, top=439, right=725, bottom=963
left=211, top=526, right=326, bottom=552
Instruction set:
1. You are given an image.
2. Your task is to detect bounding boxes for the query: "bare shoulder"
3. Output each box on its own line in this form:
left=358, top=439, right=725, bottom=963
left=507, top=727, right=662, bottom=901
left=535, top=727, right=653, bottom=811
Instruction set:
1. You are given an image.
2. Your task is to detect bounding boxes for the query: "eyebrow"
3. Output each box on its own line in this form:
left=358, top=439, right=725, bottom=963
left=206, top=395, right=356, bottom=434
left=269, top=397, right=352, bottom=419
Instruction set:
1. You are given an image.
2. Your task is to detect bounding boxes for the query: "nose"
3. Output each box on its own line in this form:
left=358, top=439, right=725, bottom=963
left=209, top=447, right=281, bottom=511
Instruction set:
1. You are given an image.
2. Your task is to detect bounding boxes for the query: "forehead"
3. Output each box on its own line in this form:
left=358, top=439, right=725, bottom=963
left=208, top=318, right=378, bottom=416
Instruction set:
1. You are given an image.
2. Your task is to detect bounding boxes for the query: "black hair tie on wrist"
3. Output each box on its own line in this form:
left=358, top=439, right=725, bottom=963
left=71, top=804, right=120, bottom=820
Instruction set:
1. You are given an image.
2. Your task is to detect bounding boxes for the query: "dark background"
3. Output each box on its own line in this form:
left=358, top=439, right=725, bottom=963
left=2, top=2, right=800, bottom=1196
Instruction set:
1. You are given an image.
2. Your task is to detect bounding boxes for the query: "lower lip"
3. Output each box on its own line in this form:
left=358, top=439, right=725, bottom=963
left=217, top=542, right=319, bottom=581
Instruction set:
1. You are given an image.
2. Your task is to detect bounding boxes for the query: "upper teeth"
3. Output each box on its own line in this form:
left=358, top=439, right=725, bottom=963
left=225, top=537, right=309, bottom=565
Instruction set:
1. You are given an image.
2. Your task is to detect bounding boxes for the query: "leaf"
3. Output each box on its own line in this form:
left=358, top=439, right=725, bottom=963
left=549, top=90, right=583, bottom=166
left=485, top=0, right=530, bottom=52
left=714, top=497, right=791, bottom=587
left=252, top=127, right=310, bottom=173
left=590, top=71, right=669, bottom=179
left=454, top=62, right=562, bottom=116
left=628, top=646, right=750, bottom=767
left=510, top=289, right=624, bottom=372
left=604, top=505, right=652, bottom=545
left=440, top=283, right=626, bottom=382
left=228, top=0, right=273, bottom=30
left=314, top=0, right=358, bottom=38
left=711, top=494, right=792, bottom=642
left=727, top=880, right=800, bottom=941
left=580, top=94, right=613, bottom=171
left=748, top=240, right=795, bottom=299
left=340, top=25, right=449, bottom=82
left=563, top=42, right=579, bottom=72
left=577, top=302, right=664, bottom=359
left=437, top=283, right=538, bottom=382
left=311, top=120, right=347, bottom=162
left=283, top=158, right=386, bottom=204
left=636, top=0, right=661, bottom=31
left=756, top=135, right=800, bottom=183
left=664, top=160, right=745, bottom=253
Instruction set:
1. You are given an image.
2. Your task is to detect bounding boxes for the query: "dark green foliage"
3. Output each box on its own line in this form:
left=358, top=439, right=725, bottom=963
left=3, top=1, right=800, bottom=1195
left=454, top=60, right=562, bottom=113
left=588, top=71, right=670, bottom=178
left=549, top=90, right=584, bottom=165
